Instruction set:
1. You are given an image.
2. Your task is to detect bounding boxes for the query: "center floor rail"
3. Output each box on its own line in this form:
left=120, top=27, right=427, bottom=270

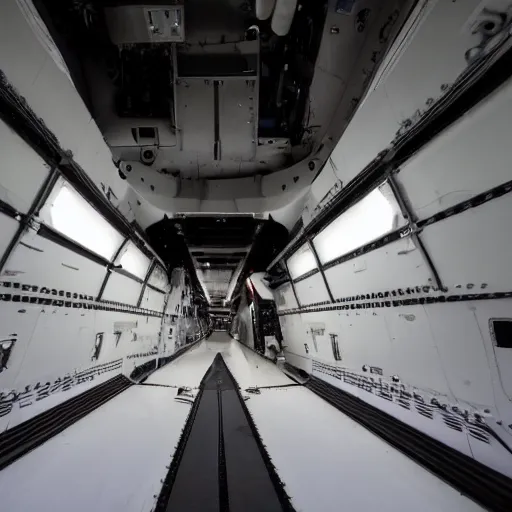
left=156, top=353, right=294, bottom=512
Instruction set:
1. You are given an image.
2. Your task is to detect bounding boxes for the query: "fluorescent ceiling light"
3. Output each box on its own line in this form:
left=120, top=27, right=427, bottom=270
left=313, top=182, right=405, bottom=265
left=115, top=241, right=151, bottom=280
left=287, top=243, right=317, bottom=280
left=50, top=185, right=124, bottom=260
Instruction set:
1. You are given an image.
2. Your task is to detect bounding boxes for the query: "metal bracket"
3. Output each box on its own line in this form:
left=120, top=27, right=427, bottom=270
left=27, top=218, right=41, bottom=234
left=388, top=175, right=446, bottom=291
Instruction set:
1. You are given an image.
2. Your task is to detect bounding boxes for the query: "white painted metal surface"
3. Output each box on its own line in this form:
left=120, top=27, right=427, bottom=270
left=421, top=195, right=512, bottom=293
left=396, top=78, right=512, bottom=220
left=223, top=338, right=293, bottom=389
left=0, top=216, right=18, bottom=258
left=307, top=0, right=500, bottom=221
left=146, top=336, right=229, bottom=388
left=294, top=272, right=330, bottom=305
left=0, top=385, right=190, bottom=512
left=246, top=386, right=483, bottom=512
left=3, top=233, right=106, bottom=296
left=102, top=272, right=142, bottom=305
left=140, top=287, right=166, bottom=312
left=147, top=334, right=292, bottom=389
left=274, top=282, right=299, bottom=310
left=277, top=301, right=512, bottom=477
left=0, top=119, right=49, bottom=213
left=0, top=0, right=128, bottom=213
left=323, top=237, right=431, bottom=299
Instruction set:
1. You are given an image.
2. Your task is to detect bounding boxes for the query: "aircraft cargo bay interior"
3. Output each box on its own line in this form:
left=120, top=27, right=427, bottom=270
left=0, top=1, right=511, bottom=511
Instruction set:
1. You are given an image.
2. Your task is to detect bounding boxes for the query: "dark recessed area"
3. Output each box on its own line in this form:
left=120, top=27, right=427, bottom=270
left=492, top=319, right=512, bottom=348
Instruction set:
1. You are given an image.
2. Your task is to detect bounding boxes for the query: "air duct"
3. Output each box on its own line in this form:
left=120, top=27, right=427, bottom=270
left=271, top=0, right=297, bottom=36
left=256, top=0, right=276, bottom=20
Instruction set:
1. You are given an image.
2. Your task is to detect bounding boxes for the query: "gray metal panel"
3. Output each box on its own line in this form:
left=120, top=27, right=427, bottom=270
left=177, top=78, right=215, bottom=155
left=218, top=80, right=257, bottom=160
left=104, top=6, right=184, bottom=44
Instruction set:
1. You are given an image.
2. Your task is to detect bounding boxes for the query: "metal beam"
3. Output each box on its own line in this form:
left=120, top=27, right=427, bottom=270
left=308, top=239, right=335, bottom=303
left=387, top=175, right=445, bottom=291
left=96, top=237, right=129, bottom=301
left=189, top=246, right=250, bottom=254
left=137, top=259, right=157, bottom=308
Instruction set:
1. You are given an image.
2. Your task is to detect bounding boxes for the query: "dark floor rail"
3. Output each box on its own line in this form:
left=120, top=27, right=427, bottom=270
left=0, top=374, right=131, bottom=470
left=155, top=354, right=295, bottom=512
left=307, top=376, right=512, bottom=512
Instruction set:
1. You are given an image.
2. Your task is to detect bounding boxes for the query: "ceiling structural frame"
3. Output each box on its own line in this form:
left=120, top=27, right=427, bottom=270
left=177, top=215, right=262, bottom=308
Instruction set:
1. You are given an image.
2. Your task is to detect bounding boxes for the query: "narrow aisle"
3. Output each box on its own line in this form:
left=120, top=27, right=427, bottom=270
left=145, top=331, right=293, bottom=391
left=146, top=332, right=232, bottom=388
left=0, top=385, right=191, bottom=512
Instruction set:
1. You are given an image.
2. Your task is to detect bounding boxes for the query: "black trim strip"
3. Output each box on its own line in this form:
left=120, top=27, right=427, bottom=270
left=112, top=266, right=144, bottom=284
left=282, top=177, right=512, bottom=285
left=0, top=198, right=19, bottom=219
left=0, top=374, right=131, bottom=471
left=217, top=388, right=230, bottom=512
left=37, top=223, right=110, bottom=267
left=307, top=376, right=512, bottom=512
left=322, top=226, right=406, bottom=271
left=147, top=283, right=166, bottom=294
left=278, top=290, right=512, bottom=315
left=0, top=287, right=166, bottom=318
left=418, top=178, right=512, bottom=230
left=292, top=267, right=319, bottom=283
